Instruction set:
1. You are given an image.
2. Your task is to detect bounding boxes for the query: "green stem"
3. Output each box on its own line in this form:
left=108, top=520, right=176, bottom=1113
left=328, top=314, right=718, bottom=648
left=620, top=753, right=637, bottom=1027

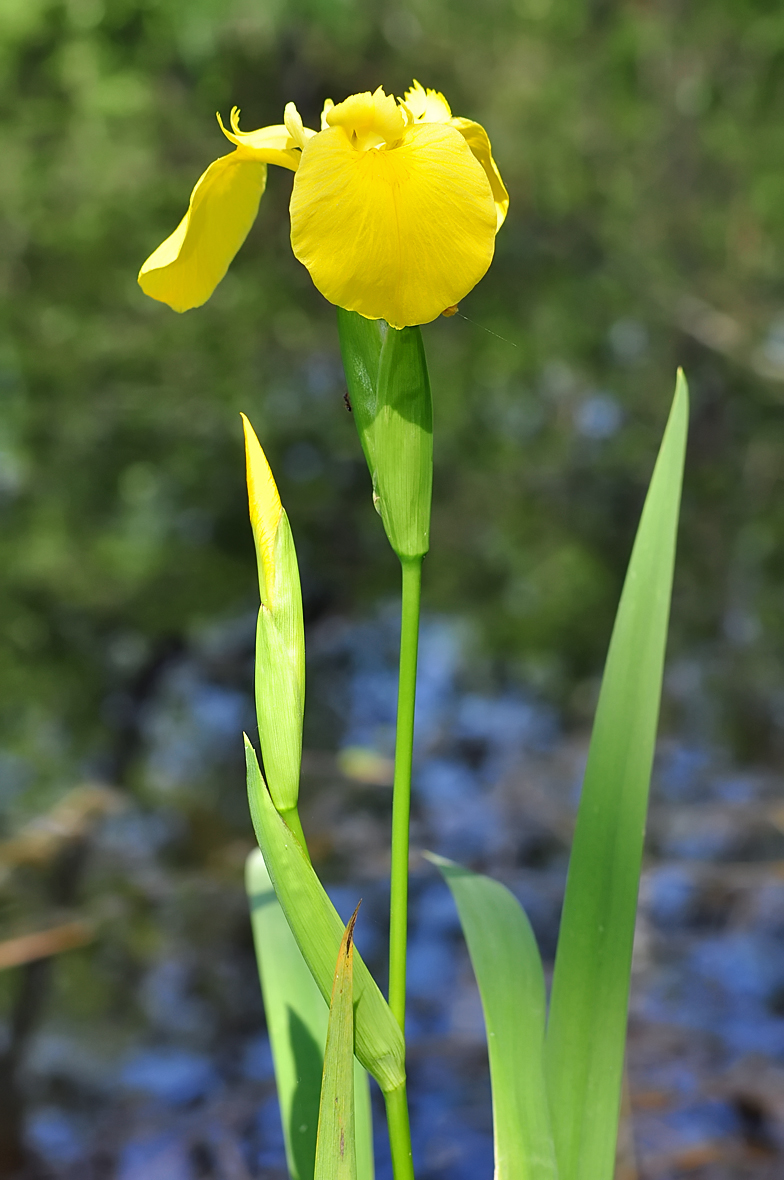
left=389, top=555, right=423, bottom=1032
left=384, top=1084, right=415, bottom=1180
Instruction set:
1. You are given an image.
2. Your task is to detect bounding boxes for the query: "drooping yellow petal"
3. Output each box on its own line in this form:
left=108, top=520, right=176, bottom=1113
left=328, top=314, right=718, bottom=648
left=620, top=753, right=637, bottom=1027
left=241, top=413, right=283, bottom=608
left=138, top=153, right=267, bottom=312
left=138, top=104, right=318, bottom=313
left=403, top=80, right=452, bottom=123
left=450, top=117, right=509, bottom=230
left=290, top=122, right=496, bottom=329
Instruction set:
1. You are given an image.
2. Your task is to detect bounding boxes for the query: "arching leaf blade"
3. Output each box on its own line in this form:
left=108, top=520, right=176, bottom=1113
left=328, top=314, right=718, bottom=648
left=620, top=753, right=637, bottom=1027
left=427, top=853, right=558, bottom=1180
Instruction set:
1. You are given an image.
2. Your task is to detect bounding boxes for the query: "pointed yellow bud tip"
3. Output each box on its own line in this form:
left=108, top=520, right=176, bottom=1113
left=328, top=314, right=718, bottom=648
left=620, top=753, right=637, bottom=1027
left=241, top=413, right=282, bottom=607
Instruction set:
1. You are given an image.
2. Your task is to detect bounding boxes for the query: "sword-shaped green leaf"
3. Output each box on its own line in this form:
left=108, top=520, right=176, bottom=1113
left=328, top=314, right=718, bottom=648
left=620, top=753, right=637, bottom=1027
left=245, top=736, right=406, bottom=1097
left=314, top=905, right=361, bottom=1180
left=545, top=371, right=689, bottom=1180
left=246, top=850, right=375, bottom=1180
left=426, top=854, right=558, bottom=1180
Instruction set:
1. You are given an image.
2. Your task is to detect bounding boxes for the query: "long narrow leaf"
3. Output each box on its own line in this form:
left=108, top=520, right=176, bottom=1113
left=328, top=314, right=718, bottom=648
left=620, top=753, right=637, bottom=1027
left=246, top=851, right=375, bottom=1180
left=245, top=737, right=406, bottom=1097
left=354, top=1056, right=374, bottom=1180
left=427, top=854, right=558, bottom=1180
left=314, top=906, right=360, bottom=1180
left=544, top=371, right=689, bottom=1180
left=247, top=849, right=325, bottom=1180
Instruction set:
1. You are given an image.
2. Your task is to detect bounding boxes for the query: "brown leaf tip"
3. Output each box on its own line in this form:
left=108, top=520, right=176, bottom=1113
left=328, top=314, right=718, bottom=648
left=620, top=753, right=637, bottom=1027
left=345, top=899, right=362, bottom=952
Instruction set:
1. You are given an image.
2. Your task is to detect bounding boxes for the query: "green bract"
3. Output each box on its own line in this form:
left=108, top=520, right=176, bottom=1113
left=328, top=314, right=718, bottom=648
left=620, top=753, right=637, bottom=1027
left=337, top=309, right=433, bottom=562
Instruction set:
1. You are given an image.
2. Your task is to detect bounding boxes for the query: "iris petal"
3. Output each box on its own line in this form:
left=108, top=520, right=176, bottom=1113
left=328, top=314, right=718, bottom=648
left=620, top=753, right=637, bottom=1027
left=290, top=122, right=496, bottom=329
left=400, top=83, right=508, bottom=229
left=326, top=87, right=406, bottom=150
left=138, top=86, right=506, bottom=320
left=450, top=118, right=509, bottom=230
left=403, top=80, right=452, bottom=123
left=218, top=107, right=305, bottom=171
left=138, top=152, right=267, bottom=312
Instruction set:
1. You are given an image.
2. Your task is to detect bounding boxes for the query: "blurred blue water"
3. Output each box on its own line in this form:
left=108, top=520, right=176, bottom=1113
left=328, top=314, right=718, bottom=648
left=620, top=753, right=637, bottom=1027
left=21, top=610, right=784, bottom=1175
left=117, top=1131, right=194, bottom=1180
left=119, top=1049, right=219, bottom=1105
left=26, top=1108, right=84, bottom=1166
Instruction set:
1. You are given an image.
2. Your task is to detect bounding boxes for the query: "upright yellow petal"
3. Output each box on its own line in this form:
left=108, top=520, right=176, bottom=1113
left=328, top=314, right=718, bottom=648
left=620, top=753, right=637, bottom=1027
left=282, top=102, right=316, bottom=152
left=218, top=106, right=306, bottom=171
left=450, top=117, right=509, bottom=230
left=290, top=122, right=496, bottom=329
left=326, top=86, right=405, bottom=150
left=138, top=153, right=267, bottom=312
left=241, top=413, right=282, bottom=609
left=403, top=80, right=452, bottom=123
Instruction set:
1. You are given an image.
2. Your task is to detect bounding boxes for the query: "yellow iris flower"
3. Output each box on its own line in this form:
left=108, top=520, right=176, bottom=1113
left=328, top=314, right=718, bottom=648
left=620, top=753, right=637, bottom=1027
left=138, top=81, right=508, bottom=330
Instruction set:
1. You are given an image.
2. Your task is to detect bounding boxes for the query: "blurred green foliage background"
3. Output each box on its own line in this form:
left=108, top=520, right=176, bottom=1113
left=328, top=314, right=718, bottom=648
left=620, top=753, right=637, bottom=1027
left=4, top=0, right=784, bottom=794
left=3, top=0, right=784, bottom=1168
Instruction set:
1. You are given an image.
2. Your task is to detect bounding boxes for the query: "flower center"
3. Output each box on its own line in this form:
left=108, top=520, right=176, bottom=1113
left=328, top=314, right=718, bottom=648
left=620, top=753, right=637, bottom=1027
left=326, top=86, right=406, bottom=151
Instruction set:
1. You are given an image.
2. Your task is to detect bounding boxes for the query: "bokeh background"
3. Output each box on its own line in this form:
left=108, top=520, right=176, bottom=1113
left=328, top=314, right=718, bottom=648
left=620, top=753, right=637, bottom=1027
left=5, top=0, right=784, bottom=1176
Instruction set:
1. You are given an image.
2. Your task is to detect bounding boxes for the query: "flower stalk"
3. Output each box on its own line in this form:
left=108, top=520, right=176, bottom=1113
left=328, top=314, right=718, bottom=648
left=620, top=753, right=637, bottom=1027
left=336, top=309, right=435, bottom=1180
left=388, top=557, right=423, bottom=1032
left=337, top=309, right=433, bottom=1037
left=384, top=1084, right=416, bottom=1180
